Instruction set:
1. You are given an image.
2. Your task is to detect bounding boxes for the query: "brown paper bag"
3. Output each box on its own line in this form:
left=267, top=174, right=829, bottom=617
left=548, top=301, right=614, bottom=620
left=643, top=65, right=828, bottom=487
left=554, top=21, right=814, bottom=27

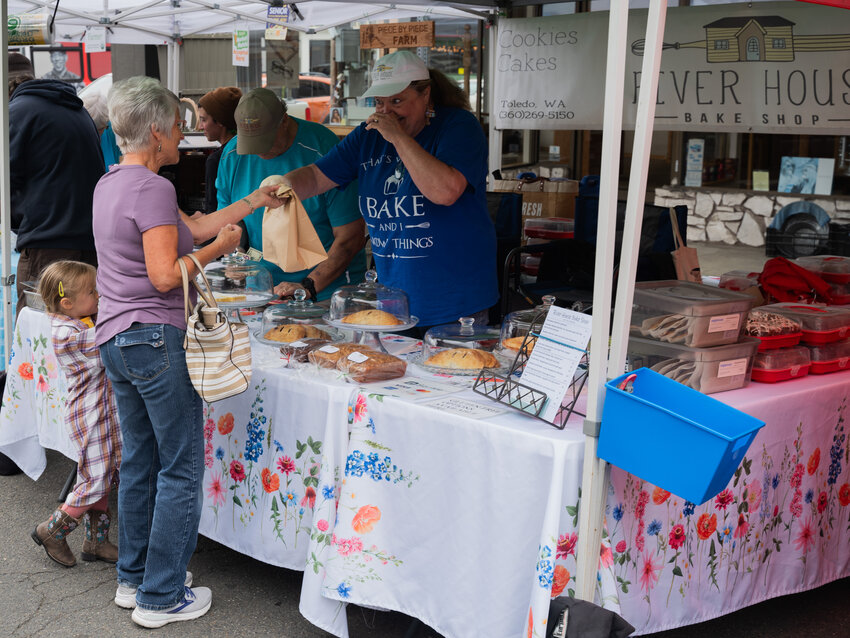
left=260, top=175, right=327, bottom=273
left=492, top=177, right=578, bottom=244
left=669, top=208, right=701, bottom=283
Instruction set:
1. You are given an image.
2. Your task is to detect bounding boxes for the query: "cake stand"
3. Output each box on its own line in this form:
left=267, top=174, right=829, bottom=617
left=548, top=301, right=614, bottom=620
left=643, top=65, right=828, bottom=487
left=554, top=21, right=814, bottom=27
left=323, top=315, right=419, bottom=354
left=211, top=292, right=276, bottom=323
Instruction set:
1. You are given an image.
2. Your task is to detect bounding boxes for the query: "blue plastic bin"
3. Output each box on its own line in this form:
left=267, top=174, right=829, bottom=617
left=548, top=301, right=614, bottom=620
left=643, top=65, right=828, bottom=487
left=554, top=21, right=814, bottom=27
left=599, top=368, right=765, bottom=504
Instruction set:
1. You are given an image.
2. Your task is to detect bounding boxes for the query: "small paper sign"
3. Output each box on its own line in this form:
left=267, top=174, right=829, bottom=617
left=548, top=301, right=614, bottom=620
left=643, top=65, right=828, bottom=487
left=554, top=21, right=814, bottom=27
left=423, top=397, right=506, bottom=419
left=347, top=352, right=370, bottom=363
left=233, top=29, right=250, bottom=67
left=290, top=340, right=308, bottom=348
left=318, top=345, right=339, bottom=354
left=361, top=376, right=464, bottom=401
left=520, top=306, right=592, bottom=423
left=85, top=27, right=107, bottom=53
left=266, top=5, right=289, bottom=40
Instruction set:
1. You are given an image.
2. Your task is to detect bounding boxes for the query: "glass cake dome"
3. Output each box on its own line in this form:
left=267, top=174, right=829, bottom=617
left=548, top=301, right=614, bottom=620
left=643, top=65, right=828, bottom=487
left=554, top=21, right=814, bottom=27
left=326, top=270, right=413, bottom=328
left=498, top=295, right=556, bottom=354
left=202, top=252, right=274, bottom=307
left=259, top=289, right=336, bottom=344
left=419, top=317, right=502, bottom=372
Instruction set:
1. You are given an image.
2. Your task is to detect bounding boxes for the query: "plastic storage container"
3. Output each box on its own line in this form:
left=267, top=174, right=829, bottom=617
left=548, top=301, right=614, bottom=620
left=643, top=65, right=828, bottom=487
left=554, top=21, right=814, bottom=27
left=760, top=303, right=850, bottom=345
left=417, top=317, right=503, bottom=374
left=326, top=270, right=413, bottom=328
left=745, top=308, right=803, bottom=350
left=20, top=281, right=45, bottom=312
left=719, top=270, right=760, bottom=292
left=828, top=282, right=850, bottom=305
left=202, top=253, right=275, bottom=306
left=794, top=255, right=850, bottom=283
left=806, top=340, right=850, bottom=374
left=498, top=295, right=556, bottom=354
left=520, top=254, right=541, bottom=276
left=628, top=336, right=759, bottom=394
left=630, top=281, right=755, bottom=348
left=523, top=217, right=575, bottom=240
left=751, top=346, right=811, bottom=383
left=599, top=368, right=765, bottom=504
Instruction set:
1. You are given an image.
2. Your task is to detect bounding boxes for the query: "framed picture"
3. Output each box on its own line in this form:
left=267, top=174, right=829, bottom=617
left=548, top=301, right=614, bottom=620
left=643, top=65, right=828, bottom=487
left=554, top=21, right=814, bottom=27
left=328, top=106, right=345, bottom=125
left=778, top=157, right=835, bottom=196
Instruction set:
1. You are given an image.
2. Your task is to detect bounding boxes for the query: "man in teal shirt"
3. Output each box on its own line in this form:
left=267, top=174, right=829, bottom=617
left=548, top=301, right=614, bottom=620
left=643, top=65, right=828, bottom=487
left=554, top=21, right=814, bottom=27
left=216, top=88, right=366, bottom=301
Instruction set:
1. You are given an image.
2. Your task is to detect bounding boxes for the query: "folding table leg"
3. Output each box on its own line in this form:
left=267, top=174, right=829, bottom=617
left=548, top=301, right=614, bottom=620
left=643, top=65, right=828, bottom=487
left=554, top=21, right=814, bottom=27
left=58, top=464, right=77, bottom=503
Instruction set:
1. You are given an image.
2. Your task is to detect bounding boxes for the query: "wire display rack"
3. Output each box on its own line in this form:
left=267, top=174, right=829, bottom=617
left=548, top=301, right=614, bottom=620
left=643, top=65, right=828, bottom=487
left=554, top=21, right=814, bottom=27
left=472, top=311, right=588, bottom=430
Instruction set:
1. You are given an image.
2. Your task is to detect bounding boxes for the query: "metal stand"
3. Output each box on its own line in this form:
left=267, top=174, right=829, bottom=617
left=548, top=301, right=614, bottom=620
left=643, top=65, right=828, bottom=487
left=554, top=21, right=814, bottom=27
left=58, top=464, right=77, bottom=503
left=472, top=311, right=587, bottom=429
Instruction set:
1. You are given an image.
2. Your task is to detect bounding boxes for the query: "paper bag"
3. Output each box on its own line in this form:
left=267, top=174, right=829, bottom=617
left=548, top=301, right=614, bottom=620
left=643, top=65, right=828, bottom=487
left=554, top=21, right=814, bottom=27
left=669, top=208, right=702, bottom=283
left=492, top=177, right=578, bottom=244
left=260, top=175, right=328, bottom=272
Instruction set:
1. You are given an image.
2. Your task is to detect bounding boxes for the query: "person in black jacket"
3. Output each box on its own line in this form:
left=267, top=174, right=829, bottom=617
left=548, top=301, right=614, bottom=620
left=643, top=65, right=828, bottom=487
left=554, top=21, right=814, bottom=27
left=9, top=59, right=105, bottom=316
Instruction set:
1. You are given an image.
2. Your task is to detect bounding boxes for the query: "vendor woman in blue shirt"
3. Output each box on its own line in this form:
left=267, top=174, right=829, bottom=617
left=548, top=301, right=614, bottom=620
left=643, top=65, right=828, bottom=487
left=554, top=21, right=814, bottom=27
left=280, top=50, right=498, bottom=333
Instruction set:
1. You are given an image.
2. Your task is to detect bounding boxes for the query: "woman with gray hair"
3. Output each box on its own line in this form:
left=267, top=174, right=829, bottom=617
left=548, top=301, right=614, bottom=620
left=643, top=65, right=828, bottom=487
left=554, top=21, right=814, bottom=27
left=92, top=76, right=283, bottom=628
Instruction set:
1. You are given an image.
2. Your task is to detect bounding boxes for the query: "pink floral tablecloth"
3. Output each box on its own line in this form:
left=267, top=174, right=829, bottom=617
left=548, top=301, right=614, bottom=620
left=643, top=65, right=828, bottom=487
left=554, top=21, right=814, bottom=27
left=608, top=372, right=850, bottom=634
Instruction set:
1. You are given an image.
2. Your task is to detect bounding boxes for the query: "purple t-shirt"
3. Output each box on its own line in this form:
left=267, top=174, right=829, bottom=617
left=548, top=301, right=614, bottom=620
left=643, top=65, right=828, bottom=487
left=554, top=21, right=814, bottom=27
left=93, top=164, right=195, bottom=346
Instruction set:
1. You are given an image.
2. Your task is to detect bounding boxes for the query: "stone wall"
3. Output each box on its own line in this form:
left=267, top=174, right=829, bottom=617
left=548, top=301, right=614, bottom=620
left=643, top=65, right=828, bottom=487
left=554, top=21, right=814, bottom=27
left=654, top=187, right=850, bottom=247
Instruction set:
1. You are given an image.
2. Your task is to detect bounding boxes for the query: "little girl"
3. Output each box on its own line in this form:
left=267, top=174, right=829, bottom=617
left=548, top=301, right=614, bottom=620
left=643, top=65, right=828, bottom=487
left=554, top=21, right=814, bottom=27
left=31, top=260, right=121, bottom=567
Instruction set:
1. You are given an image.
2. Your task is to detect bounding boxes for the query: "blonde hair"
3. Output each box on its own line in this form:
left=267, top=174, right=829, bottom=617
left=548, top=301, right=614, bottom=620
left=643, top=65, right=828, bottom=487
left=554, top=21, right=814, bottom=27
left=37, top=261, right=97, bottom=314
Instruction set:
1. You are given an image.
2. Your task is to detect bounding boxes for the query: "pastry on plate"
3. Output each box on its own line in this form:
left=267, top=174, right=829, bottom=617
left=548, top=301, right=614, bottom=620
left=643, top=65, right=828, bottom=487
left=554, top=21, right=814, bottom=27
left=341, top=309, right=403, bottom=326
left=502, top=336, right=536, bottom=352
left=263, top=323, right=329, bottom=343
left=214, top=293, right=247, bottom=302
left=337, top=351, right=407, bottom=383
left=425, top=347, right=499, bottom=370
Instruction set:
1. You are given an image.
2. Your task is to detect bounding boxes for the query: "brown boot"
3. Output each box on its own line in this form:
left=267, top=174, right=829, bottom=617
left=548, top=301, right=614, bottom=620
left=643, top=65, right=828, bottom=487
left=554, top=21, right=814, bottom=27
left=31, top=509, right=80, bottom=567
left=81, top=509, right=118, bottom=563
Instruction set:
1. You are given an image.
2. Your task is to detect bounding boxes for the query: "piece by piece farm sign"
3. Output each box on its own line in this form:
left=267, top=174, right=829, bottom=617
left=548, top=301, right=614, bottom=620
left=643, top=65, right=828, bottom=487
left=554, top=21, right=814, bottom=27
left=360, top=21, right=435, bottom=49
left=492, top=1, right=850, bottom=133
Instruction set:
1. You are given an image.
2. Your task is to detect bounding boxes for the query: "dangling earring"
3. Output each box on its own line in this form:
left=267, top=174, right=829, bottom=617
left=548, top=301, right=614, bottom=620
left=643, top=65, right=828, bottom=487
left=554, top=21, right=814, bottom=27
left=157, top=143, right=162, bottom=152
left=425, top=104, right=436, bottom=122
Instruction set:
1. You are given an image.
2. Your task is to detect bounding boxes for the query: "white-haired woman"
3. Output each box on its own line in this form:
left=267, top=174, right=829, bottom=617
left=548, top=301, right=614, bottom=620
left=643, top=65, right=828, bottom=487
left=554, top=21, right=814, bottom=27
left=92, top=76, right=283, bottom=628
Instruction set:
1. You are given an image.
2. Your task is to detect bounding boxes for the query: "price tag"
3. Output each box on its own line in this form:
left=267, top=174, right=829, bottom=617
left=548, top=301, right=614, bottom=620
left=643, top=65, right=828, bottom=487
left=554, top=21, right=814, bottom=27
left=347, top=351, right=370, bottom=363
left=708, top=314, right=741, bottom=333
left=290, top=340, right=308, bottom=348
left=319, top=345, right=339, bottom=354
left=717, top=358, right=747, bottom=378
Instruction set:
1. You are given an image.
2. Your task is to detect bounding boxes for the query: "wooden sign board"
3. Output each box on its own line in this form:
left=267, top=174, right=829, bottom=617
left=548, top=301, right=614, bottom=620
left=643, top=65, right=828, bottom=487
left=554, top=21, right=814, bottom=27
left=359, top=21, right=435, bottom=49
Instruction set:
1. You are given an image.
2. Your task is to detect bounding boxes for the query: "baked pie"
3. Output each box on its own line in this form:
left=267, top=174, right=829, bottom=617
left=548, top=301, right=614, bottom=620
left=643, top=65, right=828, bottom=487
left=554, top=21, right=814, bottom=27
left=263, top=323, right=329, bottom=343
left=341, top=309, right=403, bottom=326
left=502, top=336, right=536, bottom=352
left=425, top=347, right=499, bottom=370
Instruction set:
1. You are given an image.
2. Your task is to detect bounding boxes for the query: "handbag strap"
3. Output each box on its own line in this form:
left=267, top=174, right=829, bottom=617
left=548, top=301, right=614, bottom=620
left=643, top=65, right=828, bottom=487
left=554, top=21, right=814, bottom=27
left=185, top=253, right=218, bottom=310
left=669, top=208, right=685, bottom=250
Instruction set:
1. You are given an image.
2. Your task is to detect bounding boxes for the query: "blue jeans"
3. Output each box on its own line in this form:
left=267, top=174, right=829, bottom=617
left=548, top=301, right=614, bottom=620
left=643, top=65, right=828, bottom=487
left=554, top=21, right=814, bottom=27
left=100, top=323, right=203, bottom=611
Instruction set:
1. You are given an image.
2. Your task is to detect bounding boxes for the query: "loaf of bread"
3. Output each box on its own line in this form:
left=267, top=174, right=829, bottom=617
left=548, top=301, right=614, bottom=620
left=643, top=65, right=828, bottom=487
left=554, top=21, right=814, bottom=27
left=502, top=336, right=536, bottom=352
left=279, top=338, right=332, bottom=363
left=337, top=350, right=407, bottom=383
left=425, top=347, right=499, bottom=370
left=307, top=343, right=375, bottom=369
left=263, top=323, right=330, bottom=343
left=341, top=309, right=403, bottom=326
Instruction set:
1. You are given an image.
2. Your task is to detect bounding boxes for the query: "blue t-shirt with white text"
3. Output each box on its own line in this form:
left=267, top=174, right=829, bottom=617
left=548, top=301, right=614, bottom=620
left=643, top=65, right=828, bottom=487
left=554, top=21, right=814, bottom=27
left=316, top=107, right=497, bottom=326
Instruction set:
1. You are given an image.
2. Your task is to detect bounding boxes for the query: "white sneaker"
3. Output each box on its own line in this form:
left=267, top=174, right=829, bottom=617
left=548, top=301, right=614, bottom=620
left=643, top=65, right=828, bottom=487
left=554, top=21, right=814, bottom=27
left=114, top=571, right=194, bottom=609
left=131, top=586, right=212, bottom=628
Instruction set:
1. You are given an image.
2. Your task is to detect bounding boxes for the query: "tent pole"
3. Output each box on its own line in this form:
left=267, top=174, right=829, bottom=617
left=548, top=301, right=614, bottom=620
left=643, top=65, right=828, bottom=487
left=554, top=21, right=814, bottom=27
left=1, top=0, right=13, bottom=364
left=573, top=0, right=630, bottom=603
left=610, top=0, right=669, bottom=377
left=486, top=20, right=502, bottom=182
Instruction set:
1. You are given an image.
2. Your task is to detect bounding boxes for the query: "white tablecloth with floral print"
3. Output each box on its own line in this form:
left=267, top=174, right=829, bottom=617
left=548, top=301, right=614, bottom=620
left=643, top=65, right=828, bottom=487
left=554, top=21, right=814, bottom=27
left=4, top=307, right=850, bottom=637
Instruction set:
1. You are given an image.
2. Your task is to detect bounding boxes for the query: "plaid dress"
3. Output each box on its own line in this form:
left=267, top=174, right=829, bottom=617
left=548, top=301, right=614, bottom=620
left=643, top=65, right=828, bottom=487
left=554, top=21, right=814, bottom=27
left=49, top=313, right=121, bottom=508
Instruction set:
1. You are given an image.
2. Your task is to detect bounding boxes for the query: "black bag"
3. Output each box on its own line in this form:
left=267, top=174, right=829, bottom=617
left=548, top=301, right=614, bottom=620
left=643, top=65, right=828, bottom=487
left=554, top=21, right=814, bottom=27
left=546, top=597, right=634, bottom=638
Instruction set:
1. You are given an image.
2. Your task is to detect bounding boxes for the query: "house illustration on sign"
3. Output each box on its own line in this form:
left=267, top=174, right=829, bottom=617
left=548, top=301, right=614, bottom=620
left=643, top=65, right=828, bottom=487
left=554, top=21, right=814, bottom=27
left=631, top=15, right=850, bottom=62
left=704, top=16, right=795, bottom=62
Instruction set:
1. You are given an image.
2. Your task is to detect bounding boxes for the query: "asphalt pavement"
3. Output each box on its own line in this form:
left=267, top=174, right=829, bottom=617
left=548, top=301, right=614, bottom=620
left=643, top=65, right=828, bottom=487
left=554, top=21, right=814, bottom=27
left=2, top=449, right=848, bottom=638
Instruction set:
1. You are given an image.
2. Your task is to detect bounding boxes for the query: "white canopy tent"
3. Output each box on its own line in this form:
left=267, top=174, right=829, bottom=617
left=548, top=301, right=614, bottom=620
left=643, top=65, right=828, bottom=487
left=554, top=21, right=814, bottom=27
left=1, top=0, right=675, bottom=624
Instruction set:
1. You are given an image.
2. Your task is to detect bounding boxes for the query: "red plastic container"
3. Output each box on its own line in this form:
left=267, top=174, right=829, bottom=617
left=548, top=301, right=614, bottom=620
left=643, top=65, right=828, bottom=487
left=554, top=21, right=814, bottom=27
left=524, top=217, right=575, bottom=240
left=760, top=303, right=850, bottom=345
left=807, top=340, right=850, bottom=374
left=756, top=333, right=802, bottom=351
left=751, top=346, right=811, bottom=383
left=794, top=256, right=850, bottom=284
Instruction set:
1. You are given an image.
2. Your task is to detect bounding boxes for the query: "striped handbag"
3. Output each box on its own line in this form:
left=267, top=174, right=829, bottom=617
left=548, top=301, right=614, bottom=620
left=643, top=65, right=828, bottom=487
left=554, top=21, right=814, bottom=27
left=178, top=254, right=252, bottom=402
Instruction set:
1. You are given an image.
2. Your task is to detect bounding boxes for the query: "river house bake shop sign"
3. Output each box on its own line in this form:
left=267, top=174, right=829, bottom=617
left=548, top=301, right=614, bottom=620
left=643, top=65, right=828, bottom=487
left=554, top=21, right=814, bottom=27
left=493, top=1, right=850, bottom=134
left=360, top=21, right=435, bottom=49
